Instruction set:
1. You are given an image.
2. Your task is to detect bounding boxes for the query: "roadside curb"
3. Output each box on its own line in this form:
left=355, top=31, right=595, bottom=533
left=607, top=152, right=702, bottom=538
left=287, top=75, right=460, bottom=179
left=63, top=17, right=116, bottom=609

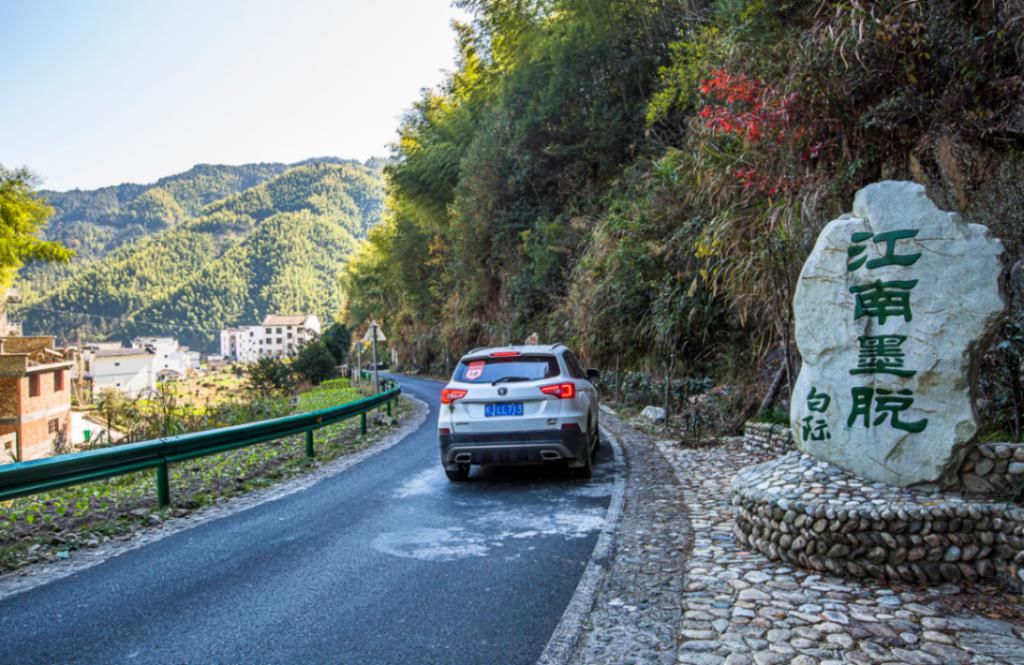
left=0, top=394, right=430, bottom=602
left=536, top=421, right=627, bottom=665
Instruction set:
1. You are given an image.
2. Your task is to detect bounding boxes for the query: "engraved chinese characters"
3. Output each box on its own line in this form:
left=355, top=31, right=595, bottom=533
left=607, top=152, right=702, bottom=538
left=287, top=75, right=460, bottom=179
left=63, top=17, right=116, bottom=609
left=790, top=181, right=1004, bottom=486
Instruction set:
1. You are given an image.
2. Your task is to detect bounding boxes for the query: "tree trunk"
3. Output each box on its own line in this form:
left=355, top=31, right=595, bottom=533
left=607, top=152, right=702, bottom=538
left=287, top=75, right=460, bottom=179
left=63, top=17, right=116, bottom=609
left=758, top=363, right=788, bottom=415
left=1011, top=357, right=1023, bottom=442
left=663, top=351, right=676, bottom=426
left=615, top=353, right=622, bottom=404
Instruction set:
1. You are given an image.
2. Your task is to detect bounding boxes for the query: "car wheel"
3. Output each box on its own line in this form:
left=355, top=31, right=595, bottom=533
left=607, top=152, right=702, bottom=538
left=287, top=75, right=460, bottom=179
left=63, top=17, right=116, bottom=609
left=444, top=464, right=470, bottom=482
left=568, top=445, right=593, bottom=480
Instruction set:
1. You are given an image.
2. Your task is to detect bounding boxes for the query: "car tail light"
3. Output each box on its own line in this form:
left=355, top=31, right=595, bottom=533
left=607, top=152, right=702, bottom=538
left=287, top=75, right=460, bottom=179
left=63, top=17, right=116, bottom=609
left=441, top=388, right=468, bottom=404
left=439, top=428, right=451, bottom=435
left=540, top=382, right=576, bottom=399
left=561, top=423, right=581, bottom=431
left=490, top=351, right=521, bottom=357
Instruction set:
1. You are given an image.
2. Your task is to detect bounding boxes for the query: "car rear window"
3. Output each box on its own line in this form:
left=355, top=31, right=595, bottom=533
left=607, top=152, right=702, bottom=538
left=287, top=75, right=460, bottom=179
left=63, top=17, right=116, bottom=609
left=453, top=355, right=559, bottom=384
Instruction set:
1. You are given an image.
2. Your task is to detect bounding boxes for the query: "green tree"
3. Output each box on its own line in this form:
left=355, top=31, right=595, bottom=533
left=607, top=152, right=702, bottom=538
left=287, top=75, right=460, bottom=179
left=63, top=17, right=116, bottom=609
left=320, top=322, right=352, bottom=364
left=344, top=0, right=695, bottom=367
left=293, top=341, right=338, bottom=385
left=246, top=357, right=294, bottom=395
left=95, top=388, right=130, bottom=436
left=0, top=165, right=74, bottom=291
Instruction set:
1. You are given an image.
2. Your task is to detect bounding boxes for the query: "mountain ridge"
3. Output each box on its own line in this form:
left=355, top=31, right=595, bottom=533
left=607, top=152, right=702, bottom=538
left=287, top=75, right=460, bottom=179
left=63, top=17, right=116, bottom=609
left=18, top=157, right=384, bottom=352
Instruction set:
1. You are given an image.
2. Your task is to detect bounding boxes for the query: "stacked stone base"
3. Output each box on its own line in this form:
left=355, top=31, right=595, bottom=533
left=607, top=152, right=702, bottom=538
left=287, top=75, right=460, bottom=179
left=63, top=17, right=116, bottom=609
left=732, top=452, right=1024, bottom=590
left=742, top=421, right=795, bottom=457
left=960, top=441, right=1024, bottom=496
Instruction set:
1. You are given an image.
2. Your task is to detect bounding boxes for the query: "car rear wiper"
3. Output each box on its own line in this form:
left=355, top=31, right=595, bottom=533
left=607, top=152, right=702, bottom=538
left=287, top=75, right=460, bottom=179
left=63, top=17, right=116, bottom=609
left=492, top=376, right=530, bottom=385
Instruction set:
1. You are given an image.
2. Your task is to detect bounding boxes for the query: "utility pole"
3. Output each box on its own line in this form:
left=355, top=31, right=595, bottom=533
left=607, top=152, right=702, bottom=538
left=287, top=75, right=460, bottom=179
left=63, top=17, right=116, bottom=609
left=663, top=349, right=676, bottom=427
left=356, top=343, right=362, bottom=386
left=360, top=320, right=386, bottom=394
left=371, top=320, right=379, bottom=394
left=76, top=332, right=86, bottom=406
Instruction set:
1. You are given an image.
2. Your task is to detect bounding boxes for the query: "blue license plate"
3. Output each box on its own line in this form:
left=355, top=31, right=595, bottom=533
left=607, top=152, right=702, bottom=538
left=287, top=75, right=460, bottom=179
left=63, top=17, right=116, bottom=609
left=485, top=402, right=524, bottom=417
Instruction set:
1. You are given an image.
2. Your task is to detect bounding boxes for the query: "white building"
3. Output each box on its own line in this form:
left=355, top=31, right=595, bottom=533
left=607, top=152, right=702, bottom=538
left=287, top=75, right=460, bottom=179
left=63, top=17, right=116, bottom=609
left=219, top=314, right=321, bottom=362
left=131, top=337, right=199, bottom=378
left=219, top=327, right=260, bottom=363
left=83, top=336, right=198, bottom=398
left=0, top=288, right=22, bottom=336
left=85, top=348, right=157, bottom=398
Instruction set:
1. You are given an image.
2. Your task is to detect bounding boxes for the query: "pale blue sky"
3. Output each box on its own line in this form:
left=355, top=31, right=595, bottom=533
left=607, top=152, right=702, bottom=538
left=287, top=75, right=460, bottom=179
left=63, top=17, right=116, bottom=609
left=0, top=0, right=467, bottom=191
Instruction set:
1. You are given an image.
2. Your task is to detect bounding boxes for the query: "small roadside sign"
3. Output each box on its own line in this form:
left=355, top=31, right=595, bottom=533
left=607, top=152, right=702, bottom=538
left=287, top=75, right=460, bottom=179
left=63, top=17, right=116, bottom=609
left=362, top=320, right=387, bottom=343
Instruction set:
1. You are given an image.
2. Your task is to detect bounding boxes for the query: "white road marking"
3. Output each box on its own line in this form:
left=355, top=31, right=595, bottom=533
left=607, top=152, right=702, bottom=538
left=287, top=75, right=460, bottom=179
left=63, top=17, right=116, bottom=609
left=372, top=528, right=490, bottom=561
left=374, top=464, right=614, bottom=562
left=393, top=467, right=443, bottom=498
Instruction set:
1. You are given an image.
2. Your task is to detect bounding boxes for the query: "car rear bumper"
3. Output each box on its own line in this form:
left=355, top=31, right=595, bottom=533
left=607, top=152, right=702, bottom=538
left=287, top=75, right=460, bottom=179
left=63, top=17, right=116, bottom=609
left=439, top=429, right=588, bottom=467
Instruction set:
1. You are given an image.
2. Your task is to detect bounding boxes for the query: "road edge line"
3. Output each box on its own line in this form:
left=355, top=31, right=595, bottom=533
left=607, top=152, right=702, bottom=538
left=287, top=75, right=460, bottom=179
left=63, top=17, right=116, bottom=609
left=536, top=422, right=627, bottom=665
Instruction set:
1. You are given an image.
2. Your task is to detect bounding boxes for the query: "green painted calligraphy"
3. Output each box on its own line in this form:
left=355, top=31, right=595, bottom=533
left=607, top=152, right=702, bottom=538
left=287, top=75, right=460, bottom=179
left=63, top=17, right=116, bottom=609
left=873, top=388, right=928, bottom=432
left=801, top=416, right=832, bottom=441
left=847, top=229, right=921, bottom=271
left=803, top=386, right=832, bottom=442
left=807, top=386, right=831, bottom=412
left=847, top=386, right=928, bottom=433
left=846, top=232, right=874, bottom=271
left=850, top=280, right=918, bottom=324
left=849, top=335, right=916, bottom=377
left=848, top=386, right=874, bottom=428
left=844, top=229, right=926, bottom=435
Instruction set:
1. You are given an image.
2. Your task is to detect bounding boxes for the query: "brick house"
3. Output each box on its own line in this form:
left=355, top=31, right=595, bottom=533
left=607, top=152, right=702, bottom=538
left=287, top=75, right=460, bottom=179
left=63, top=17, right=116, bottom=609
left=0, top=337, right=74, bottom=463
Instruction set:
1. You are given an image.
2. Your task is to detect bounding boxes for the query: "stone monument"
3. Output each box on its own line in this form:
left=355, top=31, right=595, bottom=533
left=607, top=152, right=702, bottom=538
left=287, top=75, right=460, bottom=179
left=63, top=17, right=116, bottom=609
left=732, top=182, right=1024, bottom=588
left=790, top=180, right=1004, bottom=487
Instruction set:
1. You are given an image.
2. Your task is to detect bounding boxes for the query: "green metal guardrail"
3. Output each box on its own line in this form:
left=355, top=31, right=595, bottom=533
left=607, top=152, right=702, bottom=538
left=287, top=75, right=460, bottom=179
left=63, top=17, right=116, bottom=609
left=0, top=378, right=400, bottom=508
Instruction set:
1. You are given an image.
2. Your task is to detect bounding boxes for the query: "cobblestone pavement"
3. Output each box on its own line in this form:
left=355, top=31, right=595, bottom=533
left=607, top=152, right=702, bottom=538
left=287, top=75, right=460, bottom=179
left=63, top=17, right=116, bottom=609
left=570, top=409, right=1024, bottom=664
left=568, top=410, right=693, bottom=665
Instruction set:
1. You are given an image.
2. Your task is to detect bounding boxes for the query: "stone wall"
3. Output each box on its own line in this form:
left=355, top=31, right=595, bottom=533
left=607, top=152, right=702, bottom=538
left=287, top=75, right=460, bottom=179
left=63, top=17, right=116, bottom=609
left=742, top=421, right=795, bottom=457
left=733, top=452, right=1024, bottom=591
left=959, top=442, right=1024, bottom=497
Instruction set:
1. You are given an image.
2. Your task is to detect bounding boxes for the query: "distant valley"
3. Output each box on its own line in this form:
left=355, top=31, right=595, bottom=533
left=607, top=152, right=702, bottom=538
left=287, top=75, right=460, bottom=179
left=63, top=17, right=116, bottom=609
left=17, top=158, right=384, bottom=353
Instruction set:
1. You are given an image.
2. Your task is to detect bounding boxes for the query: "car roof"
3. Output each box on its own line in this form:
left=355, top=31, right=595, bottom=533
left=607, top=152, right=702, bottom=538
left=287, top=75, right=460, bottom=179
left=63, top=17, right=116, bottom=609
left=461, top=344, right=565, bottom=359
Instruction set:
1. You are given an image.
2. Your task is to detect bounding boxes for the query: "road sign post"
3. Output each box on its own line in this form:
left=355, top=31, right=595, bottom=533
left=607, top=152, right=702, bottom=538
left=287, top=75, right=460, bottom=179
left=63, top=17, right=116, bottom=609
left=362, top=320, right=387, bottom=395
left=372, top=323, right=379, bottom=393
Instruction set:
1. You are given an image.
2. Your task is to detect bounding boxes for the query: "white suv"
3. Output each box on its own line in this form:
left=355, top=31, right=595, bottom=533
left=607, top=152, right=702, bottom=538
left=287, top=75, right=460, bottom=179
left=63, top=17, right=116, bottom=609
left=437, top=344, right=600, bottom=481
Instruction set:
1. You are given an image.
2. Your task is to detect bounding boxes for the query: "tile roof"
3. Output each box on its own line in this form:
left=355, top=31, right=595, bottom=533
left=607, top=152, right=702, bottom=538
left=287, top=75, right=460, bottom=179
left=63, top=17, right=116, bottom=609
left=95, top=348, right=153, bottom=358
left=261, top=315, right=312, bottom=326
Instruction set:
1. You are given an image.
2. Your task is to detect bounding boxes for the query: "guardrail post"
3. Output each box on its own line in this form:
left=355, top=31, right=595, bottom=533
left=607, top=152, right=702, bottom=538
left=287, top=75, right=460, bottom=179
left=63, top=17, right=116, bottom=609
left=156, top=462, right=170, bottom=508
left=305, top=429, right=315, bottom=458
left=386, top=399, right=392, bottom=417
left=360, top=412, right=367, bottom=435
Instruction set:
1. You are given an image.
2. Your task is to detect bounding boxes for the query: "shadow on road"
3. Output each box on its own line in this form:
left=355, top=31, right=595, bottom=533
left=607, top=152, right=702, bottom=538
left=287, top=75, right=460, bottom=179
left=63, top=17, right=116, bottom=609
left=450, top=444, right=614, bottom=489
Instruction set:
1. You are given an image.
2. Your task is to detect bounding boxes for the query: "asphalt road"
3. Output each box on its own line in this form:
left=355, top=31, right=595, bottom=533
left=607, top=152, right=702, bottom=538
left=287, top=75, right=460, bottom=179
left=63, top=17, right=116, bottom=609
left=0, top=374, right=614, bottom=665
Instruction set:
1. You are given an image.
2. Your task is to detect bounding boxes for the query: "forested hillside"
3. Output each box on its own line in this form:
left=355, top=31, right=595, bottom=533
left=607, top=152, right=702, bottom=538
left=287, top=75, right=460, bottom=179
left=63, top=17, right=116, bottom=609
left=344, top=0, right=1024, bottom=430
left=19, top=159, right=383, bottom=351
left=25, top=163, right=290, bottom=292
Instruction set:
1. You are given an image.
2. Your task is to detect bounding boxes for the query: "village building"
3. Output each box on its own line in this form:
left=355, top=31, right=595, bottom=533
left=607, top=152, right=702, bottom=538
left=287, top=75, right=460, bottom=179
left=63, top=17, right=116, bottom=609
left=82, top=336, right=197, bottom=398
left=219, top=327, right=259, bottom=363
left=0, top=336, right=74, bottom=463
left=131, top=336, right=200, bottom=379
left=219, top=314, right=321, bottom=362
left=85, top=347, right=156, bottom=398
left=0, top=288, right=23, bottom=337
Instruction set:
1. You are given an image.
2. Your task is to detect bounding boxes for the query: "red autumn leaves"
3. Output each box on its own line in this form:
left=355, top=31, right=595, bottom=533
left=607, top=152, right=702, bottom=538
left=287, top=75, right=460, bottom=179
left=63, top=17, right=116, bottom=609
left=697, top=69, right=827, bottom=196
